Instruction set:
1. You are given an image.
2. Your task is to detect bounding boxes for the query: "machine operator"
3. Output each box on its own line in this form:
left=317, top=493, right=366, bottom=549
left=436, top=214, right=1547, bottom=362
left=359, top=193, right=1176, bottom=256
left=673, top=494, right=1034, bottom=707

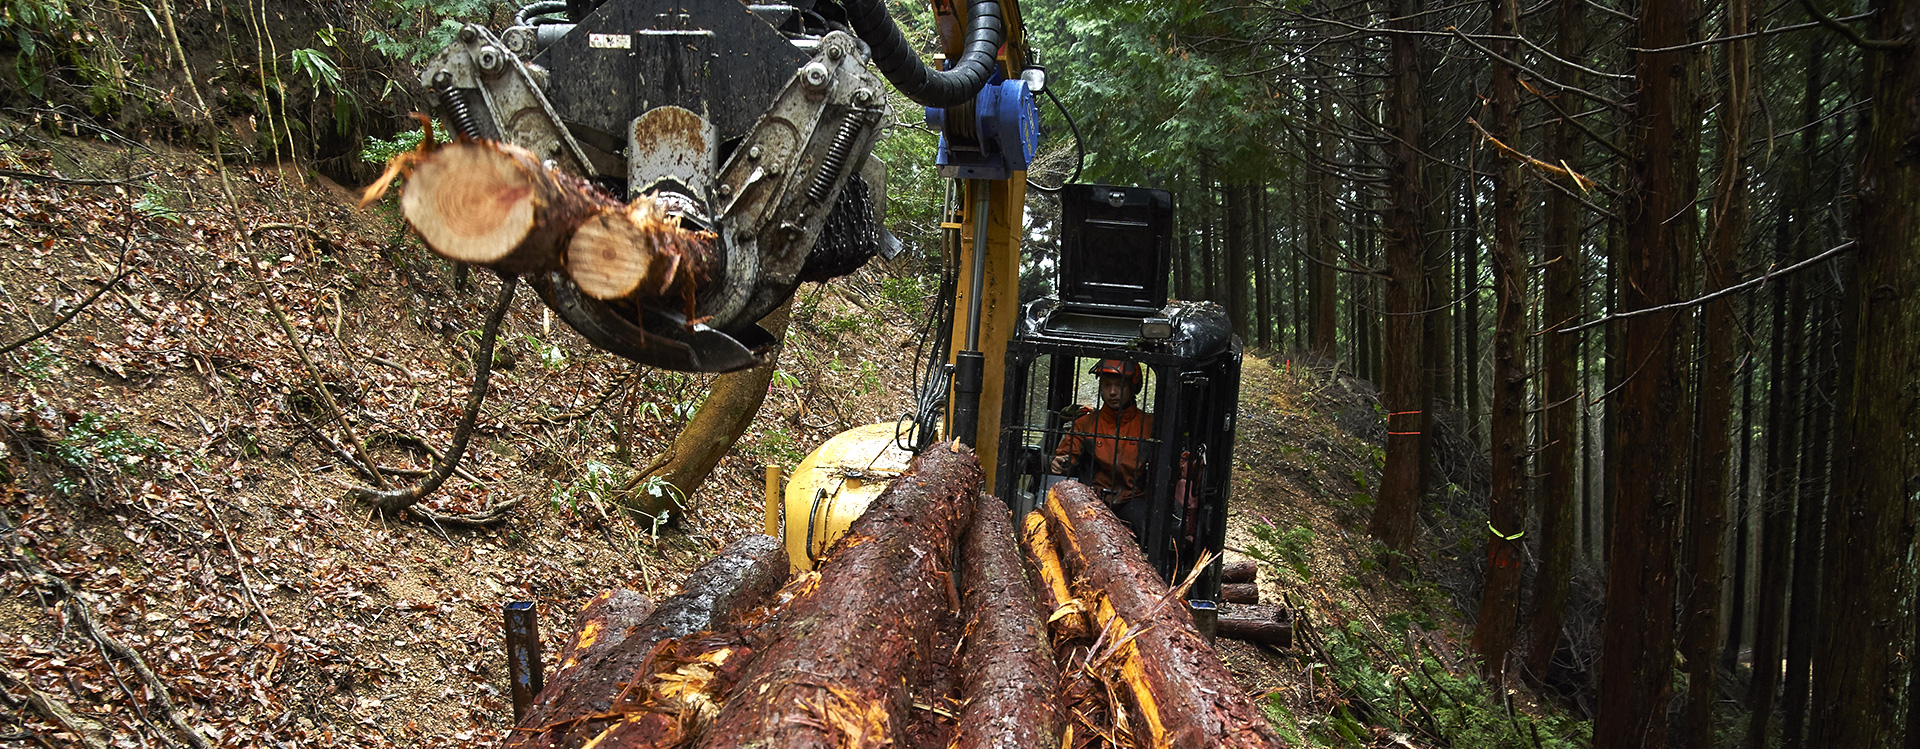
left=1050, top=359, right=1156, bottom=531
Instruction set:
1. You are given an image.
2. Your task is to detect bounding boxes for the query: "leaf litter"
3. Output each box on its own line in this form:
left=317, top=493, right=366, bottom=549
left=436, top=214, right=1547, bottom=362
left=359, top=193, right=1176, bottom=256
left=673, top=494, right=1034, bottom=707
left=0, top=126, right=928, bottom=747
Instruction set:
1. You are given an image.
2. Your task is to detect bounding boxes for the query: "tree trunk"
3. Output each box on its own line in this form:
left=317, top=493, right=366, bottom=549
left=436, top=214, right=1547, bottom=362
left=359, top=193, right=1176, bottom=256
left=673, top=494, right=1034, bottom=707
left=952, top=500, right=1062, bottom=749
left=1313, top=85, right=1340, bottom=358
left=1746, top=276, right=1807, bottom=749
left=1595, top=0, right=1702, bottom=741
left=1463, top=166, right=1484, bottom=447
left=1256, top=184, right=1274, bottom=350
left=1226, top=182, right=1252, bottom=341
left=1523, top=0, right=1587, bottom=683
left=1783, top=305, right=1833, bottom=749
left=1779, top=35, right=1833, bottom=742
left=365, top=139, right=616, bottom=274
left=695, top=445, right=980, bottom=749
left=1809, top=0, right=1918, bottom=742
left=510, top=535, right=788, bottom=749
left=1723, top=308, right=1757, bottom=674
left=1041, top=481, right=1286, bottom=749
left=1020, top=510, right=1093, bottom=642
left=1473, top=0, right=1526, bottom=678
left=370, top=140, right=718, bottom=306
left=623, top=300, right=793, bottom=521
left=1368, top=0, right=1431, bottom=576
left=567, top=200, right=720, bottom=303
left=1218, top=605, right=1292, bottom=648
left=1679, top=0, right=1751, bottom=738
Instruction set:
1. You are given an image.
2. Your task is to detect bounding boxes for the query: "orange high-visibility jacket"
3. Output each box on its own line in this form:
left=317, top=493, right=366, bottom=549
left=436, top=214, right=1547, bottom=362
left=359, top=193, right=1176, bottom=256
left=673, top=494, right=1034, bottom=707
left=1054, top=405, right=1155, bottom=504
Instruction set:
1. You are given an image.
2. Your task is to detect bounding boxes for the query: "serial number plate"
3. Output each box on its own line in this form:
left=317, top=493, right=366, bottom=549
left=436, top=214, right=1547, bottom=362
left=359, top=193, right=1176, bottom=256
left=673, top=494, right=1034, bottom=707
left=588, top=33, right=632, bottom=49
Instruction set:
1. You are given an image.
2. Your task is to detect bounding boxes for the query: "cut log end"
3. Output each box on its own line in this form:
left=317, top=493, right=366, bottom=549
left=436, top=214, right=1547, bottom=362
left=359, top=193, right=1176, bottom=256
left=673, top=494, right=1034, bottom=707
left=567, top=209, right=657, bottom=300
left=565, top=201, right=712, bottom=302
left=400, top=142, right=539, bottom=266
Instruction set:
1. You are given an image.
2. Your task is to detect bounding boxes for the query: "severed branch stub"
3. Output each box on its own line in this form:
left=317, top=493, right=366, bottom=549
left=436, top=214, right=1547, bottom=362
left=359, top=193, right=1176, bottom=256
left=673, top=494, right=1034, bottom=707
left=361, top=134, right=720, bottom=307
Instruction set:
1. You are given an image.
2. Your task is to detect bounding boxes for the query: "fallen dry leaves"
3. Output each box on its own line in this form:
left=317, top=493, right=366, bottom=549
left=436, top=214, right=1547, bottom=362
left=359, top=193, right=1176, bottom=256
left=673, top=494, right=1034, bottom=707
left=0, top=129, right=927, bottom=747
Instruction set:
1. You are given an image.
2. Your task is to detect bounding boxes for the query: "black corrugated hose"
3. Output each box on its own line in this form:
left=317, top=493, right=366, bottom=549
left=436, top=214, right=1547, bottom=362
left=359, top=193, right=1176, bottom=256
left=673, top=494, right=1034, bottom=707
left=841, top=0, right=1004, bottom=108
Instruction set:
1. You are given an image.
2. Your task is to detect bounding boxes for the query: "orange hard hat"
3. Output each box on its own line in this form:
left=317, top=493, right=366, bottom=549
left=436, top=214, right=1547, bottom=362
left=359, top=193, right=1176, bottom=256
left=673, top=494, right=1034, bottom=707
left=1090, top=359, right=1143, bottom=391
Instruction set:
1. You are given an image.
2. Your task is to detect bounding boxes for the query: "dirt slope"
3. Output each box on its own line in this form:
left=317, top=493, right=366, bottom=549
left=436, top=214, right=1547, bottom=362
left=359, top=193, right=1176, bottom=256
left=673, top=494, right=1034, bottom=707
left=0, top=125, right=928, bottom=748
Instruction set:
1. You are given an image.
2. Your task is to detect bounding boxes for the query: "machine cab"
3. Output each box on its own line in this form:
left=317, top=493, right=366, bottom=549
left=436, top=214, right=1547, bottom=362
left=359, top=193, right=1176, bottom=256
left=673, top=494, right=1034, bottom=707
left=994, top=185, right=1242, bottom=600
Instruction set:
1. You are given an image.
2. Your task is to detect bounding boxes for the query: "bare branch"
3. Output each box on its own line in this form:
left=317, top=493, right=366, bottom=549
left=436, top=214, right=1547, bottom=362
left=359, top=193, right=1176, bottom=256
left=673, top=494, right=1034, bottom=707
left=1555, top=241, right=1856, bottom=333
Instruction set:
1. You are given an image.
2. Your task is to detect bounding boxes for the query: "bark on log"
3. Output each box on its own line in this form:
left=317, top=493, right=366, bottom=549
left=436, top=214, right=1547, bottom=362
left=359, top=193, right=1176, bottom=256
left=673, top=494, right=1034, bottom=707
left=567, top=199, right=718, bottom=302
left=1221, top=558, right=1258, bottom=584
left=1217, top=605, right=1293, bottom=649
left=695, top=444, right=983, bottom=749
left=1042, top=480, right=1287, bottom=749
left=1221, top=583, right=1260, bottom=605
left=509, top=535, right=788, bottom=749
left=362, top=138, right=718, bottom=298
left=952, top=499, right=1063, bottom=749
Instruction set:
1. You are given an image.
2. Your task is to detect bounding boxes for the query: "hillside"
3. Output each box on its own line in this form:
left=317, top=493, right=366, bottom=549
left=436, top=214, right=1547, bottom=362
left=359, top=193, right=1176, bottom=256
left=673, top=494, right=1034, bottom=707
left=0, top=126, right=932, bottom=747
left=0, top=125, right=1594, bottom=749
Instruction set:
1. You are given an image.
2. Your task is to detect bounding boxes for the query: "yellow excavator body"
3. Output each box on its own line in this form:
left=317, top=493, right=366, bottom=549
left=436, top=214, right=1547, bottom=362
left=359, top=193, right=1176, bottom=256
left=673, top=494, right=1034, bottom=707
left=775, top=421, right=917, bottom=572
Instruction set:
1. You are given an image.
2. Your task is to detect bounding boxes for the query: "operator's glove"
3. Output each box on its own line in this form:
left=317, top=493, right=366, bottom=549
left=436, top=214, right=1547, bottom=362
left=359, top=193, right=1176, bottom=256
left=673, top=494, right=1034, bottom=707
left=1056, top=404, right=1091, bottom=420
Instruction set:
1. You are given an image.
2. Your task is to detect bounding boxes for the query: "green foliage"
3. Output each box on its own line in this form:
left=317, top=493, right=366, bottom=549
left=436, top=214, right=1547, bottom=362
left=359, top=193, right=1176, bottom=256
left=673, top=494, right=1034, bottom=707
left=1247, top=519, right=1315, bottom=581
left=360, top=0, right=496, bottom=65
left=879, top=275, right=930, bottom=317
left=134, top=187, right=183, bottom=224
left=290, top=44, right=359, bottom=137
left=48, top=413, right=169, bottom=495
left=1276, top=620, right=1592, bottom=748
left=360, top=120, right=452, bottom=166
left=550, top=459, right=626, bottom=513
left=748, top=425, right=805, bottom=464
left=519, top=334, right=568, bottom=370
left=1028, top=0, right=1290, bottom=184
left=1, top=0, right=72, bottom=96
left=628, top=475, right=682, bottom=532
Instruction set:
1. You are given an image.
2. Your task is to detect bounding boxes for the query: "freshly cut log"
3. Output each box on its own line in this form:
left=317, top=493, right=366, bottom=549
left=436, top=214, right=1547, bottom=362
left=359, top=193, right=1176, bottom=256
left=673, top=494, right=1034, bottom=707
left=951, top=499, right=1063, bottom=749
left=1020, top=510, right=1092, bottom=642
left=695, top=443, right=983, bottom=749
left=508, top=535, right=788, bottom=749
left=1217, top=604, right=1293, bottom=649
left=361, top=139, right=620, bottom=274
left=362, top=137, right=719, bottom=299
left=1043, top=480, right=1287, bottom=749
left=566, top=199, right=718, bottom=302
left=1222, top=582, right=1261, bottom=605
left=1221, top=558, right=1258, bottom=584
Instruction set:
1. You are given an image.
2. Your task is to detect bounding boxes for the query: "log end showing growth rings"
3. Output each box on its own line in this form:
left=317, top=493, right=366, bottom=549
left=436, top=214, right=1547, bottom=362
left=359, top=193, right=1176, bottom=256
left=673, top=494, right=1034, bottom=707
left=567, top=207, right=657, bottom=301
left=400, top=141, right=538, bottom=267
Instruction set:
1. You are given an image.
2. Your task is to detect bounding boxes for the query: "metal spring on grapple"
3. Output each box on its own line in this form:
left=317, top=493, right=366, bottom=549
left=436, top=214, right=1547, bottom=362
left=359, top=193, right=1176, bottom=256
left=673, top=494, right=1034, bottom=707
left=438, top=81, right=484, bottom=139
left=806, top=117, right=863, bottom=206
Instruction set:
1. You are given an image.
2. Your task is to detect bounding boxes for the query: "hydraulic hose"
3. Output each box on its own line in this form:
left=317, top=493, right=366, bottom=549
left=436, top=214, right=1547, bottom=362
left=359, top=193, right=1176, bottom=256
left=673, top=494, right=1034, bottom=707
left=841, top=0, right=1004, bottom=108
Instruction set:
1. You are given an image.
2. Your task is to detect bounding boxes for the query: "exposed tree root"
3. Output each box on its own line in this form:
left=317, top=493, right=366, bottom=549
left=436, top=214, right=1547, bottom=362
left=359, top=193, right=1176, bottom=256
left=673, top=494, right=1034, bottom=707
left=0, top=670, right=111, bottom=749
left=353, top=274, right=519, bottom=514
left=7, top=551, right=210, bottom=749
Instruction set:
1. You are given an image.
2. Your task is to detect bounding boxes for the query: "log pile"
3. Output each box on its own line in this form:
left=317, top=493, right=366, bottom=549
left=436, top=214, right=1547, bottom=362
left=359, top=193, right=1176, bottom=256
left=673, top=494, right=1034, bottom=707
left=361, top=137, right=716, bottom=305
left=511, top=447, right=1287, bottom=749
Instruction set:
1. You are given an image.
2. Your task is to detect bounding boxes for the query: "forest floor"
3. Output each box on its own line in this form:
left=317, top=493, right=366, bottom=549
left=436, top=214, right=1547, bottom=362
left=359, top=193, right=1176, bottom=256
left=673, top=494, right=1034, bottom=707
left=0, top=120, right=1593, bottom=748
